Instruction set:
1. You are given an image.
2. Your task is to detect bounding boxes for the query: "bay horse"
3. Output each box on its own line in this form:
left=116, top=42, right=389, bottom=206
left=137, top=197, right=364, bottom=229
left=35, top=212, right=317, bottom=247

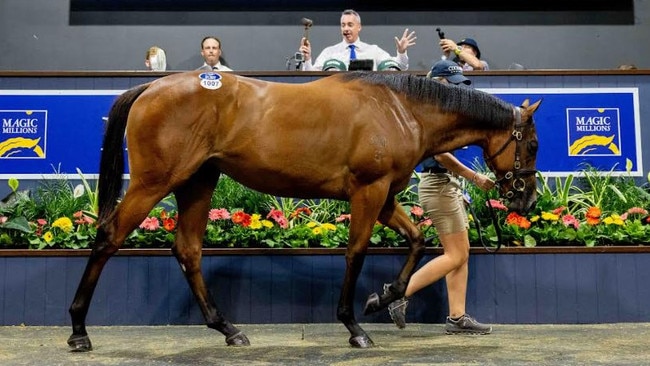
left=67, top=71, right=540, bottom=351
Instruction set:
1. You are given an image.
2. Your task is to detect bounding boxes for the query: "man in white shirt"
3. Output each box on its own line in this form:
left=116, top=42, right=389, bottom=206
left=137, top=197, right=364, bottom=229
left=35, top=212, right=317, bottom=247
left=197, top=36, right=233, bottom=71
left=299, top=9, right=416, bottom=71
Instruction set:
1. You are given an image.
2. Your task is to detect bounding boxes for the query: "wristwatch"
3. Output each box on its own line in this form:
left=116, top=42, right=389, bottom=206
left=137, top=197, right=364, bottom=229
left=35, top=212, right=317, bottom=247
left=454, top=46, right=463, bottom=56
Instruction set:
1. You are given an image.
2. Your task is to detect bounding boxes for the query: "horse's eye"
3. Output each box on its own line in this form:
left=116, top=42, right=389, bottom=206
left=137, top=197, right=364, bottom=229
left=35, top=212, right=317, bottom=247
left=528, top=141, right=538, bottom=154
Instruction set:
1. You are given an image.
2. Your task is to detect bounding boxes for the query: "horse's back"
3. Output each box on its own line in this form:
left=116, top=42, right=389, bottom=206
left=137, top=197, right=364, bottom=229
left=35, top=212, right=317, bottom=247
left=125, top=72, right=421, bottom=199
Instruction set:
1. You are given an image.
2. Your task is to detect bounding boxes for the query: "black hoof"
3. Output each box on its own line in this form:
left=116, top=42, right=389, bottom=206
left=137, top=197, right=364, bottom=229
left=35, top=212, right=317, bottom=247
left=363, top=292, right=381, bottom=315
left=349, top=335, right=374, bottom=348
left=225, top=332, right=250, bottom=346
left=67, top=334, right=92, bottom=352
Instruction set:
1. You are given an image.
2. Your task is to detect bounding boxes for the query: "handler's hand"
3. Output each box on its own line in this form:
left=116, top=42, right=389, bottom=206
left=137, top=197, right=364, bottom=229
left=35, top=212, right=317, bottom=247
left=474, top=173, right=495, bottom=192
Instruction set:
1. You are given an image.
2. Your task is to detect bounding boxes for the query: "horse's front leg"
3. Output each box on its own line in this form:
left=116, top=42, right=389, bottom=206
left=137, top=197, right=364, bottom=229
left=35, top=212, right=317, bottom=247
left=363, top=198, right=426, bottom=314
left=173, top=172, right=249, bottom=347
left=338, top=186, right=389, bottom=348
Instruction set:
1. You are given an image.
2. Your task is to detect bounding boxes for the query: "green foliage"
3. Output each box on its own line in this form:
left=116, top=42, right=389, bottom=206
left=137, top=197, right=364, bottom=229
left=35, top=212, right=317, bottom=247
left=2, top=165, right=650, bottom=249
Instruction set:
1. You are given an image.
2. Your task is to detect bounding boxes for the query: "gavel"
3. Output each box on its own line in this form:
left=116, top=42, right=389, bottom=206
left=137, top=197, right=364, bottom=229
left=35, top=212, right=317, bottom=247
left=301, top=18, right=313, bottom=45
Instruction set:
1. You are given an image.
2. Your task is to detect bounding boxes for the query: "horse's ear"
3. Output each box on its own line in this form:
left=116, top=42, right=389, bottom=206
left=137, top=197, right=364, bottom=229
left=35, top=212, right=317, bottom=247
left=520, top=99, right=530, bottom=108
left=528, top=99, right=543, bottom=114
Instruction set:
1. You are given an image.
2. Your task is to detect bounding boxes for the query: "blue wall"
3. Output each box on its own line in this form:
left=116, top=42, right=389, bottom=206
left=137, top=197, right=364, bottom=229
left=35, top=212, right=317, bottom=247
left=2, top=251, right=649, bottom=326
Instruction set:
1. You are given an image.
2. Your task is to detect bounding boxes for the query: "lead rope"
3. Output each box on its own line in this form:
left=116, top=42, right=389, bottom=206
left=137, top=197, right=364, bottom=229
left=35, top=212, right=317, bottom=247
left=465, top=190, right=503, bottom=253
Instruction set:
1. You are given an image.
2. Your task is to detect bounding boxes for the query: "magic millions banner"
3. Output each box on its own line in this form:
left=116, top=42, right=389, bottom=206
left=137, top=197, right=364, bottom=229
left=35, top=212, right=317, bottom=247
left=456, top=87, right=642, bottom=177
left=0, top=88, right=643, bottom=179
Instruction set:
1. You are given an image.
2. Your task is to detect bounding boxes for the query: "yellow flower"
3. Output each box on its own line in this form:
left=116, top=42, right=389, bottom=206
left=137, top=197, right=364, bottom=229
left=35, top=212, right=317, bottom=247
left=249, top=214, right=262, bottom=229
left=541, top=212, right=559, bottom=221
left=603, top=214, right=625, bottom=226
left=43, top=231, right=53, bottom=243
left=52, top=217, right=73, bottom=233
left=321, top=223, right=337, bottom=231
left=306, top=222, right=317, bottom=228
left=530, top=215, right=540, bottom=222
left=312, top=227, right=323, bottom=235
left=261, top=220, right=274, bottom=228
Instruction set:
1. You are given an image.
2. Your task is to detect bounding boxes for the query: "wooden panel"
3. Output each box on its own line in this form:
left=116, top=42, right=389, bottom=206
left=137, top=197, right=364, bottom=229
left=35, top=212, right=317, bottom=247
left=554, top=254, right=578, bottom=323
left=575, top=254, right=598, bottom=323
left=514, top=254, right=537, bottom=323
left=534, top=254, right=556, bottom=323
left=3, top=253, right=650, bottom=326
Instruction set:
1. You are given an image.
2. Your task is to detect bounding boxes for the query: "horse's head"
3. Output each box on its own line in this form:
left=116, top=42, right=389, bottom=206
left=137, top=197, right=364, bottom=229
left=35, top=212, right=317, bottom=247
left=484, top=99, right=541, bottom=215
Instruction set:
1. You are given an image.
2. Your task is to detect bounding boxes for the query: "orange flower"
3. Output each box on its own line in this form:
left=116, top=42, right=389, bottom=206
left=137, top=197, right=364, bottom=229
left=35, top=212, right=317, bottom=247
left=162, top=218, right=176, bottom=231
left=231, top=211, right=252, bottom=227
left=290, top=207, right=312, bottom=218
left=586, top=206, right=601, bottom=219
left=505, top=212, right=531, bottom=229
left=586, top=206, right=601, bottom=225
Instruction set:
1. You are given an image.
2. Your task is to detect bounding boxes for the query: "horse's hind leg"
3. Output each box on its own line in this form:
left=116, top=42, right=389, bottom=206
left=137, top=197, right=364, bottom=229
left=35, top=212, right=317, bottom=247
left=172, top=166, right=249, bottom=346
left=363, top=197, right=425, bottom=314
left=68, top=184, right=167, bottom=352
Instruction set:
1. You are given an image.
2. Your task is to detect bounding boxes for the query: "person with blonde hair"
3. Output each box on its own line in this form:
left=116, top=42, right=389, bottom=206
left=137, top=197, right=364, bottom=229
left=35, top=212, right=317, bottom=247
left=145, top=46, right=167, bottom=71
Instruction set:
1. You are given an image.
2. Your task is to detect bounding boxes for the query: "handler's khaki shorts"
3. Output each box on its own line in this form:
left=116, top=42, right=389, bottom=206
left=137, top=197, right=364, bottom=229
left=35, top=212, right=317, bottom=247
left=417, top=172, right=468, bottom=235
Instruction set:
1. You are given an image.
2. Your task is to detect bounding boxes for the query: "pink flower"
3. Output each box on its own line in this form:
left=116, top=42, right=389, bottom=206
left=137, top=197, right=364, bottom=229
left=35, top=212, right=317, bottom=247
left=0, top=216, right=7, bottom=224
left=410, top=206, right=424, bottom=217
left=487, top=199, right=508, bottom=211
left=418, top=218, right=433, bottom=227
left=335, top=214, right=351, bottom=223
left=266, top=209, right=288, bottom=228
left=562, top=214, right=580, bottom=229
left=266, top=208, right=284, bottom=220
left=275, top=216, right=288, bottom=229
left=627, top=207, right=648, bottom=215
left=208, top=208, right=230, bottom=221
left=139, top=217, right=160, bottom=231
left=36, top=218, right=47, bottom=226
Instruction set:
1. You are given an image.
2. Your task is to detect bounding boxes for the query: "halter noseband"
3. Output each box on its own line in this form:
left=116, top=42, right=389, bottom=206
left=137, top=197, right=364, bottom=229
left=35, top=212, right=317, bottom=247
left=484, top=106, right=537, bottom=199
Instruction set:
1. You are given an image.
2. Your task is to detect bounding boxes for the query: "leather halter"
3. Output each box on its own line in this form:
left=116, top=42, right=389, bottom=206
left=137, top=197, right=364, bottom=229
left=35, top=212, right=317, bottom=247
left=484, top=106, right=537, bottom=199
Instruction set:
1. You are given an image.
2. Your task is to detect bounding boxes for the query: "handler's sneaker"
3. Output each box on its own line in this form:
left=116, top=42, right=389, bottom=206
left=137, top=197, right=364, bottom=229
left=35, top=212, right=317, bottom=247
left=384, top=283, right=408, bottom=329
left=445, top=314, right=492, bottom=335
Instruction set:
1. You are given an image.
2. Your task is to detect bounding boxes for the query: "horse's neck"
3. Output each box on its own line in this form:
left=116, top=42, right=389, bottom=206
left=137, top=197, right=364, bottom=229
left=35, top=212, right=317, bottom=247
left=421, top=114, right=490, bottom=156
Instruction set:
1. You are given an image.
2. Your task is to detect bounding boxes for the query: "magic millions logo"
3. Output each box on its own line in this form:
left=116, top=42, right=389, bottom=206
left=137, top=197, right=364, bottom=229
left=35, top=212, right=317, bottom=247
left=0, top=110, right=47, bottom=159
left=566, top=108, right=621, bottom=156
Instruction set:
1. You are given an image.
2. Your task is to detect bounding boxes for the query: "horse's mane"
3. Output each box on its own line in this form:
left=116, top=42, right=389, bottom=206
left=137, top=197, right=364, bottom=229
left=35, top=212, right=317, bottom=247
left=340, top=72, right=514, bottom=129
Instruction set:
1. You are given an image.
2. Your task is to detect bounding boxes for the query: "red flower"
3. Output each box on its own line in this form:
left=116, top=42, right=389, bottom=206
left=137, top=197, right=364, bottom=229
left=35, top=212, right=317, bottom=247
left=162, top=218, right=176, bottom=231
left=552, top=206, right=566, bottom=215
left=290, top=207, right=312, bottom=219
left=231, top=211, right=252, bottom=227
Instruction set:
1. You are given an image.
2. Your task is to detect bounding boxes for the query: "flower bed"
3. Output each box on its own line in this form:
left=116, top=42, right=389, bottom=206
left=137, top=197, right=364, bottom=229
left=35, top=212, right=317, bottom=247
left=1, top=165, right=650, bottom=249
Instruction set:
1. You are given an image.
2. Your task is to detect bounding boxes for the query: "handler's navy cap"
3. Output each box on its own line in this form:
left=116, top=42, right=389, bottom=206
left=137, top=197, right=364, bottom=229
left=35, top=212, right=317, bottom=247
left=322, top=59, right=347, bottom=71
left=457, top=38, right=481, bottom=59
left=428, top=59, right=471, bottom=85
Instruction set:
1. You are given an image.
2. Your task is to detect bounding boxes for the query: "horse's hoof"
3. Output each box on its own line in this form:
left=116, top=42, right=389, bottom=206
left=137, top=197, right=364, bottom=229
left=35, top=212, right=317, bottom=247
left=363, top=292, right=381, bottom=315
left=349, top=335, right=374, bottom=348
left=225, top=332, right=250, bottom=346
left=67, top=334, right=92, bottom=352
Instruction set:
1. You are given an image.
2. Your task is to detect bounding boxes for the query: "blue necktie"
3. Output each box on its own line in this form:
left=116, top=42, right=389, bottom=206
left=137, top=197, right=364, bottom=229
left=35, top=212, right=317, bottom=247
left=348, top=45, right=357, bottom=60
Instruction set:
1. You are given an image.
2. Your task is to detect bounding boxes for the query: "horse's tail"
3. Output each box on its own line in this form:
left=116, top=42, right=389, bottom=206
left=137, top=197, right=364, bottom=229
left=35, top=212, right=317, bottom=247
left=97, top=83, right=150, bottom=224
